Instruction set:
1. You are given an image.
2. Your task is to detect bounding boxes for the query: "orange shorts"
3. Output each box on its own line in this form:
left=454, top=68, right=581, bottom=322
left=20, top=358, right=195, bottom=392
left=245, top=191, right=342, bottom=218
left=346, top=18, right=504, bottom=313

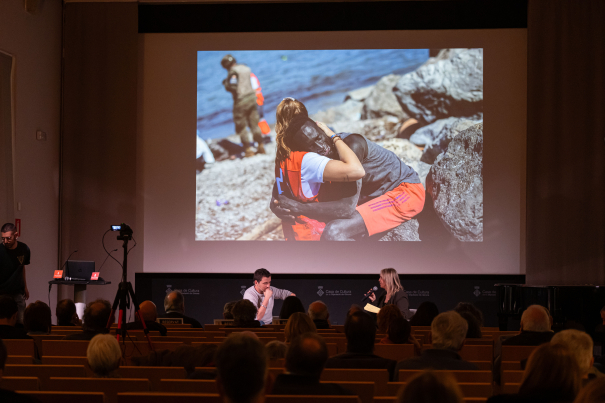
left=356, top=182, right=426, bottom=237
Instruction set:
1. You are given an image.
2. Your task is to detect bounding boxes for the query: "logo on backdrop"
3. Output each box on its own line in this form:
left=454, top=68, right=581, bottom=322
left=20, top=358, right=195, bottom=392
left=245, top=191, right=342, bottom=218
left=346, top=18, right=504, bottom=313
left=316, top=286, right=351, bottom=297
left=474, top=286, right=481, bottom=297
left=317, top=286, right=324, bottom=297
left=473, top=286, right=496, bottom=298
left=407, top=290, right=430, bottom=297
left=240, top=286, right=247, bottom=296
left=165, top=285, right=200, bottom=296
left=166, top=285, right=173, bottom=293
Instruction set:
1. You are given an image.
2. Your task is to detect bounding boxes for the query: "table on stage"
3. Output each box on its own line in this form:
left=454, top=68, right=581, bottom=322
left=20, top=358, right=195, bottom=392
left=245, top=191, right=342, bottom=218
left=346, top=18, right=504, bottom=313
left=49, top=279, right=112, bottom=319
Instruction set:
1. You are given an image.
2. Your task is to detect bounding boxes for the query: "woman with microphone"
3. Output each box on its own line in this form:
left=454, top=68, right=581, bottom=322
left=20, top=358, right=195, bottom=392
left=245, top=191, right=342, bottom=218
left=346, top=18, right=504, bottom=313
left=369, top=268, right=412, bottom=319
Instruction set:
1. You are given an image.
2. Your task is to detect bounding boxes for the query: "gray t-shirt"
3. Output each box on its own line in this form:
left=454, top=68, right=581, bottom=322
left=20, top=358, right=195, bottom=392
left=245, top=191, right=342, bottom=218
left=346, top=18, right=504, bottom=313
left=243, top=285, right=292, bottom=324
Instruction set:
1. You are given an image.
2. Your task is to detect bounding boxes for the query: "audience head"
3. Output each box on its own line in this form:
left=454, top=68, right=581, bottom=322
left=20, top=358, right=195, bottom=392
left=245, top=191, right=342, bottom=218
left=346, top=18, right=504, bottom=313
left=519, top=342, right=581, bottom=400
left=138, top=301, right=158, bottom=322
left=286, top=332, right=328, bottom=378
left=1, top=222, right=18, bottom=249
left=265, top=340, right=288, bottom=360
left=0, top=295, right=19, bottom=326
left=453, top=302, right=484, bottom=327
left=83, top=299, right=113, bottom=332
left=308, top=301, right=329, bottom=321
left=345, top=311, right=376, bottom=354
left=223, top=301, right=237, bottom=320
left=520, top=305, right=551, bottom=332
left=171, top=343, right=218, bottom=374
left=409, top=301, right=439, bottom=326
left=215, top=332, right=268, bottom=403
left=397, top=370, right=464, bottom=403
left=458, top=311, right=482, bottom=339
left=347, top=304, right=363, bottom=318
left=380, top=268, right=403, bottom=296
left=377, top=304, right=404, bottom=333
left=24, top=300, right=52, bottom=334
left=573, top=377, right=605, bottom=403
left=551, top=329, right=594, bottom=376
left=56, top=299, right=78, bottom=326
left=431, top=311, right=467, bottom=351
left=164, top=290, right=185, bottom=314
left=279, top=296, right=305, bottom=320
left=232, top=299, right=258, bottom=325
left=284, top=312, right=316, bottom=343
left=388, top=316, right=412, bottom=344
left=87, top=334, right=122, bottom=377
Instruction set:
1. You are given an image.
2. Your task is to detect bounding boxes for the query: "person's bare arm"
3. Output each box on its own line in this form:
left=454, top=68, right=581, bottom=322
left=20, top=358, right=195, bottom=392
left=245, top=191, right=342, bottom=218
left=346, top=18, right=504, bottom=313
left=316, top=122, right=364, bottom=182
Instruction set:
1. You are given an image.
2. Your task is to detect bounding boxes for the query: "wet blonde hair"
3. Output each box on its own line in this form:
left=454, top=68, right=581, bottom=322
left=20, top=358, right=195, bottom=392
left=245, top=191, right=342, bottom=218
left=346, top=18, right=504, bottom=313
left=275, top=98, right=309, bottom=166
left=381, top=268, right=403, bottom=297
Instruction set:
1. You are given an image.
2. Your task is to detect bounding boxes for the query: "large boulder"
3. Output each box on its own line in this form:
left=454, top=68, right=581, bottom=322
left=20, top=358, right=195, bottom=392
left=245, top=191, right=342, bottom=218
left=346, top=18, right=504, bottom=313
left=362, top=74, right=408, bottom=120
left=331, top=116, right=400, bottom=142
left=378, top=219, right=420, bottom=241
left=344, top=85, right=374, bottom=102
left=393, top=48, right=483, bottom=125
left=378, top=138, right=422, bottom=166
left=411, top=117, right=479, bottom=159
left=311, top=99, right=363, bottom=124
left=427, top=122, right=483, bottom=242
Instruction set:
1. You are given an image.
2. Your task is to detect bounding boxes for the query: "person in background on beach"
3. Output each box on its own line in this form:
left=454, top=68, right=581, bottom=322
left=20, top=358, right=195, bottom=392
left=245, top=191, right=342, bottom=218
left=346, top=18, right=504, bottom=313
left=221, top=54, right=266, bottom=157
left=250, top=72, right=271, bottom=139
left=270, top=98, right=425, bottom=241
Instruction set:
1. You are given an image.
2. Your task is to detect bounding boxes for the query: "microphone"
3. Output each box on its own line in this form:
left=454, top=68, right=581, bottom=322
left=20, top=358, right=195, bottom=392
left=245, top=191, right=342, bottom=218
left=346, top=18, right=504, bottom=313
left=64, top=277, right=86, bottom=281
left=361, top=286, right=379, bottom=302
left=98, top=249, right=117, bottom=272
left=60, top=249, right=78, bottom=272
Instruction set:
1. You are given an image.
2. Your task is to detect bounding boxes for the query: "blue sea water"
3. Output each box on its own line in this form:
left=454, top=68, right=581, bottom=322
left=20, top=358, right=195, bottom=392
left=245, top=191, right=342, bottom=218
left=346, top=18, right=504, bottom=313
left=197, top=49, right=429, bottom=141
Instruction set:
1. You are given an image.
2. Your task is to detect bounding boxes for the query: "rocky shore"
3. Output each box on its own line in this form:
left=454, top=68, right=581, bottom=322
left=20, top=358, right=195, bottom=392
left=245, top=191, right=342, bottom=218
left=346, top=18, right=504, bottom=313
left=196, top=48, right=484, bottom=241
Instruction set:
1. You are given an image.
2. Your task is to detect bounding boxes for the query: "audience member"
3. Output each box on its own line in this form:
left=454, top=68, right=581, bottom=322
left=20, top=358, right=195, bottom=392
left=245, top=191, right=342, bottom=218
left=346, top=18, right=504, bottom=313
left=487, top=343, right=581, bottom=403
left=279, top=296, right=305, bottom=320
left=308, top=301, right=331, bottom=329
left=87, top=334, right=122, bottom=378
left=0, top=295, right=30, bottom=339
left=56, top=299, right=80, bottom=326
left=284, top=312, right=316, bottom=343
left=132, top=343, right=218, bottom=378
left=0, top=338, right=39, bottom=402
left=573, top=377, right=605, bottom=403
left=161, top=290, right=202, bottom=328
left=224, top=301, right=237, bottom=319
left=377, top=304, right=404, bottom=333
left=458, top=311, right=482, bottom=339
left=347, top=304, right=363, bottom=317
left=409, top=301, right=439, bottom=326
left=125, top=300, right=168, bottom=336
left=230, top=299, right=262, bottom=328
left=271, top=332, right=354, bottom=395
left=325, top=311, right=397, bottom=380
left=266, top=340, right=288, bottom=360
left=396, top=311, right=479, bottom=371
left=23, top=300, right=52, bottom=335
left=215, top=332, right=268, bottom=403
left=502, top=305, right=553, bottom=346
left=551, top=329, right=603, bottom=381
left=397, top=370, right=464, bottom=403
left=63, top=299, right=113, bottom=340
left=454, top=302, right=484, bottom=327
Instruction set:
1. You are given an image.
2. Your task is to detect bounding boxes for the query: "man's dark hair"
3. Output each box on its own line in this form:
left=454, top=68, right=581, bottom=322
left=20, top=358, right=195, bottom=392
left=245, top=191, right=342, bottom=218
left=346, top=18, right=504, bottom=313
left=56, top=299, right=77, bottom=326
left=1, top=223, right=16, bottom=233
left=253, top=268, right=271, bottom=283
left=82, top=299, right=112, bottom=332
left=459, top=311, right=482, bottom=339
left=0, top=295, right=18, bottom=320
left=279, top=296, right=305, bottom=320
left=409, top=301, right=439, bottom=326
left=0, top=338, right=6, bottom=370
left=232, top=300, right=257, bottom=324
left=388, top=316, right=411, bottom=344
left=223, top=301, right=237, bottom=320
left=215, top=333, right=267, bottom=403
left=345, top=311, right=376, bottom=354
left=454, top=302, right=484, bottom=327
left=164, top=290, right=185, bottom=313
left=286, top=332, right=328, bottom=378
left=24, top=301, right=52, bottom=333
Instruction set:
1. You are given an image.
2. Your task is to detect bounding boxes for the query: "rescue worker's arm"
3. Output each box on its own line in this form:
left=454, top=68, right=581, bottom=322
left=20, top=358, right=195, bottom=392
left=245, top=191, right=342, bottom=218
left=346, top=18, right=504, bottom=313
left=269, top=182, right=296, bottom=222
left=222, top=73, right=238, bottom=93
left=316, top=122, right=365, bottom=182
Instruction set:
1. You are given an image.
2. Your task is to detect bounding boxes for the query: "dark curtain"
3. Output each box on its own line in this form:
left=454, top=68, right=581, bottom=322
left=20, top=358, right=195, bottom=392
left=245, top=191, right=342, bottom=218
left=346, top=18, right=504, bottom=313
left=526, top=0, right=605, bottom=284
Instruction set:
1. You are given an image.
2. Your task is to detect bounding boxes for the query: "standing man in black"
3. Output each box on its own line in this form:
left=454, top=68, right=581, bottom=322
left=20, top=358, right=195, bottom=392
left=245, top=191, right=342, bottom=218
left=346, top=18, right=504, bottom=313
left=0, top=223, right=30, bottom=324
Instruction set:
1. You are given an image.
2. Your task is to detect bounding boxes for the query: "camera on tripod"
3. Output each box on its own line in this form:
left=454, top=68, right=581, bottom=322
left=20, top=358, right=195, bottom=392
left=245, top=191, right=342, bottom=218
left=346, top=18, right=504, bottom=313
left=111, top=223, right=133, bottom=241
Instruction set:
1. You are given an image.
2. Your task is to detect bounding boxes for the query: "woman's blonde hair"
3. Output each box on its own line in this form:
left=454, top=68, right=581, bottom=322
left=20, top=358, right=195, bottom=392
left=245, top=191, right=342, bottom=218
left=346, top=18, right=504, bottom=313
left=284, top=312, right=316, bottom=343
left=275, top=98, right=309, bottom=166
left=381, top=268, right=403, bottom=296
left=397, top=370, right=464, bottom=403
left=519, top=343, right=582, bottom=400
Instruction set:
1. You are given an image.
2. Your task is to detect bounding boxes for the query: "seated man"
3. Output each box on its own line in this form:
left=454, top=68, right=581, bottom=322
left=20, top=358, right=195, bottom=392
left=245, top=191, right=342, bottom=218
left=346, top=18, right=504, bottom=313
left=87, top=334, right=122, bottom=378
left=63, top=299, right=114, bottom=340
left=215, top=332, right=268, bottom=403
left=396, top=311, right=479, bottom=371
left=0, top=296, right=30, bottom=339
left=325, top=311, right=397, bottom=380
left=23, top=300, right=52, bottom=335
left=56, top=299, right=80, bottom=326
left=308, top=301, right=331, bottom=329
left=160, top=290, right=203, bottom=328
left=271, top=332, right=354, bottom=395
left=0, top=339, right=39, bottom=402
left=229, top=300, right=262, bottom=328
left=125, top=300, right=167, bottom=336
left=551, top=329, right=603, bottom=382
left=502, top=305, right=554, bottom=346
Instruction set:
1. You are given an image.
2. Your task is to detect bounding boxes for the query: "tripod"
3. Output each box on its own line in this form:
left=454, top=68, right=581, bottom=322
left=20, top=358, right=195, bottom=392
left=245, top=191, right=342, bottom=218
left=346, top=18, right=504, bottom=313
left=105, top=226, right=154, bottom=351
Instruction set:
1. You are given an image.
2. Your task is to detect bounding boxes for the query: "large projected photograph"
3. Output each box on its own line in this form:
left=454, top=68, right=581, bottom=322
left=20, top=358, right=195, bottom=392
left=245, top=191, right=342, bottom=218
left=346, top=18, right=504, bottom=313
left=196, top=49, right=483, bottom=242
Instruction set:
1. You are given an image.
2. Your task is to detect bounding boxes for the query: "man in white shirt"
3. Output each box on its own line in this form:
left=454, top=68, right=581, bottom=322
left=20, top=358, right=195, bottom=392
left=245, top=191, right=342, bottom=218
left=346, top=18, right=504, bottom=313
left=243, top=268, right=295, bottom=325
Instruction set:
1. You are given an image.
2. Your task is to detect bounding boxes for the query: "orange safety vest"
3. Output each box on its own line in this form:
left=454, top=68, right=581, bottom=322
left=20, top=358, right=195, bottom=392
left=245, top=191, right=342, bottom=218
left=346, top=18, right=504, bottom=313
left=250, top=73, right=264, bottom=106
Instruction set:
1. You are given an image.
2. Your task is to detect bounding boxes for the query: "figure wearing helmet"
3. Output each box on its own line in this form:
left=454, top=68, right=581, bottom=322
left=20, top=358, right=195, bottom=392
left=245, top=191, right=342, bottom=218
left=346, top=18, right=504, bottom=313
left=221, top=54, right=265, bottom=157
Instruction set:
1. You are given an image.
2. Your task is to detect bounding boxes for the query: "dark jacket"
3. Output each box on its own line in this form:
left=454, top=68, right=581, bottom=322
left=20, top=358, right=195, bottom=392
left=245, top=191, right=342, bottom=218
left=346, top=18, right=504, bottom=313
left=501, top=331, right=554, bottom=346
left=125, top=320, right=168, bottom=336
left=325, top=352, right=397, bottom=381
left=0, top=325, right=31, bottom=339
left=373, top=289, right=412, bottom=319
left=160, top=312, right=203, bottom=329
left=313, top=319, right=331, bottom=330
left=271, top=373, right=355, bottom=396
left=487, top=392, right=574, bottom=403
left=395, top=348, right=480, bottom=373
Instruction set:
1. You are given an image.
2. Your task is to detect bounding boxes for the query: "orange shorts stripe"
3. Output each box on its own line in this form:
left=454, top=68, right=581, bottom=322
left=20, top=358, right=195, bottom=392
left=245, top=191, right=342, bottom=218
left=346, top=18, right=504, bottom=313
left=356, top=182, right=426, bottom=237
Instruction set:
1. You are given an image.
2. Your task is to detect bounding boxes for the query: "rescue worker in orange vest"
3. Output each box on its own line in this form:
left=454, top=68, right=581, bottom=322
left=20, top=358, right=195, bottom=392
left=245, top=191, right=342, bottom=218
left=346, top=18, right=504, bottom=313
left=250, top=73, right=271, bottom=138
left=221, top=54, right=265, bottom=157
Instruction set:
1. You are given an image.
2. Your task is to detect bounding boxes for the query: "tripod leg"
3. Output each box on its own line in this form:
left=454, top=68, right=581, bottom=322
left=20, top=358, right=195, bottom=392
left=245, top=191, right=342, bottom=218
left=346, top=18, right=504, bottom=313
left=127, top=282, right=155, bottom=351
left=106, top=284, right=122, bottom=332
